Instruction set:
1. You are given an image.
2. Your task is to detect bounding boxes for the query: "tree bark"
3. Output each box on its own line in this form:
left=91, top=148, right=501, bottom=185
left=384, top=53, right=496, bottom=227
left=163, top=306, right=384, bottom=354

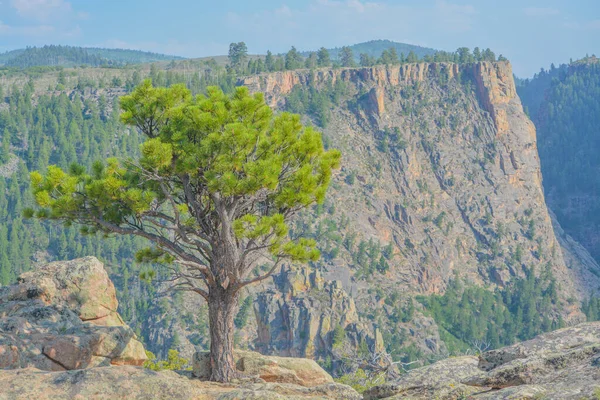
left=208, top=285, right=239, bottom=382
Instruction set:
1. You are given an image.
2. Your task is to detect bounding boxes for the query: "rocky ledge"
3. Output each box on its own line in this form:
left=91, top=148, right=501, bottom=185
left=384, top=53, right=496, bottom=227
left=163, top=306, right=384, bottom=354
left=0, top=365, right=362, bottom=400
left=364, top=322, right=600, bottom=399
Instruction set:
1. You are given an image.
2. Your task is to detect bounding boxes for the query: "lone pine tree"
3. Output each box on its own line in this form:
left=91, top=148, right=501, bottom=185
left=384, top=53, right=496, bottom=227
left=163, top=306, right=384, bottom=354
left=27, top=80, right=340, bottom=382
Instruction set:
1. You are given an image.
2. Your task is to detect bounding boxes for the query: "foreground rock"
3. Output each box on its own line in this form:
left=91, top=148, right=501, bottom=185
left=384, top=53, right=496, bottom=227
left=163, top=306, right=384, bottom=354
left=193, top=349, right=334, bottom=387
left=363, top=355, right=481, bottom=399
left=0, top=257, right=146, bottom=370
left=0, top=352, right=360, bottom=399
left=365, top=322, right=600, bottom=399
left=0, top=257, right=360, bottom=398
left=0, top=366, right=361, bottom=400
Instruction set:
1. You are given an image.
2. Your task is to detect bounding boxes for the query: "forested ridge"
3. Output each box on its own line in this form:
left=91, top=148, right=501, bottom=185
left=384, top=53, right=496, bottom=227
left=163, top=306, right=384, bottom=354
left=0, top=45, right=183, bottom=68
left=227, top=42, right=505, bottom=75
left=518, top=57, right=600, bottom=281
left=301, top=40, right=437, bottom=63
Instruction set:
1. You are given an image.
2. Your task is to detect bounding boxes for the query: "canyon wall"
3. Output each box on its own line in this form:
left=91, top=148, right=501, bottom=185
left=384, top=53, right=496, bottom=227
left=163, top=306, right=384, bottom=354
left=237, top=62, right=600, bottom=359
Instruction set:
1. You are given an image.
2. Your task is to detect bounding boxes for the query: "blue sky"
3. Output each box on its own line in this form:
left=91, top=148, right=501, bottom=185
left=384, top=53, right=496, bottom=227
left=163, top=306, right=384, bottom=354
left=0, top=0, right=598, bottom=76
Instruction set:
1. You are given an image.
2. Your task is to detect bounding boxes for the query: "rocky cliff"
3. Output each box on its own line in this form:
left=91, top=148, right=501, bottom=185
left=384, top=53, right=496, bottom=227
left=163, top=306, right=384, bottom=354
left=240, top=61, right=600, bottom=303
left=237, top=62, right=600, bottom=362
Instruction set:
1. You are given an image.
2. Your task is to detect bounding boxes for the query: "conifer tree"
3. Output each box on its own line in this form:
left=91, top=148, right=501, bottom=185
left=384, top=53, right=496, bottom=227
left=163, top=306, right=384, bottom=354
left=285, top=46, right=304, bottom=70
left=27, top=81, right=340, bottom=382
left=1, top=128, right=10, bottom=163
left=339, top=46, right=355, bottom=67
left=228, top=42, right=248, bottom=72
left=317, top=47, right=331, bottom=67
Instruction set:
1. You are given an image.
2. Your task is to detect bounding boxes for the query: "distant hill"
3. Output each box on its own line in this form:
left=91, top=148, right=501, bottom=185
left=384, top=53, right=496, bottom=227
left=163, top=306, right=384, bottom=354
left=0, top=45, right=184, bottom=68
left=85, top=48, right=185, bottom=65
left=302, top=40, right=437, bottom=61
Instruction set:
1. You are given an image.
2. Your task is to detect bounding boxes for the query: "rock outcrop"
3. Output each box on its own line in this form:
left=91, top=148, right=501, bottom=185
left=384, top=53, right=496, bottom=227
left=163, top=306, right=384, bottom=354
left=193, top=349, right=334, bottom=387
left=254, top=266, right=385, bottom=363
left=364, top=321, right=600, bottom=399
left=0, top=257, right=361, bottom=399
left=0, top=257, right=146, bottom=370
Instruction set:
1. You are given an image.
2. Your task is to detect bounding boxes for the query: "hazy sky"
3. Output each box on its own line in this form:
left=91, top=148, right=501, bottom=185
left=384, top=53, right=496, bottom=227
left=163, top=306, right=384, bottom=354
left=0, top=0, right=598, bottom=77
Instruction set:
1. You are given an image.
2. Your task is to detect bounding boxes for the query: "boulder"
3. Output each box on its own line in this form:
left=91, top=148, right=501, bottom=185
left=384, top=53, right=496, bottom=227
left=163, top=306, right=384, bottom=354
left=465, top=322, right=600, bottom=396
left=6, top=257, right=123, bottom=325
left=0, top=257, right=146, bottom=371
left=193, top=350, right=334, bottom=387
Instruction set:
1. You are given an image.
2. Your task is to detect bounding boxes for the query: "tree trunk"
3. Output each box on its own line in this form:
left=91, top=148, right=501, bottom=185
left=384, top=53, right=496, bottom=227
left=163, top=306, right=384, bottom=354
left=208, top=285, right=239, bottom=382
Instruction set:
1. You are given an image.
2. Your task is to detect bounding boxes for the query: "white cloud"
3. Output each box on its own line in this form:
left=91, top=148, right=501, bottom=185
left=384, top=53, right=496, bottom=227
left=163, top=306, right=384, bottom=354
left=10, top=0, right=72, bottom=21
left=564, top=19, right=600, bottom=31
left=523, top=7, right=560, bottom=17
left=0, top=19, right=55, bottom=36
left=3, top=0, right=85, bottom=42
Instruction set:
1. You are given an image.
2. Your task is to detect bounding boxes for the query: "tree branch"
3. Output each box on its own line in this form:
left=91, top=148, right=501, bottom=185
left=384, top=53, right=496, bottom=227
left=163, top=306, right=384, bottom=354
left=236, top=257, right=284, bottom=289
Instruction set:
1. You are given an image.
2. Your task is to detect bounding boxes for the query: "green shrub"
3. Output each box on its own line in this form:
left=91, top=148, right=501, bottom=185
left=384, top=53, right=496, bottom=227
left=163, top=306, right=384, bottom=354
left=335, top=369, right=385, bottom=393
left=143, top=349, right=190, bottom=371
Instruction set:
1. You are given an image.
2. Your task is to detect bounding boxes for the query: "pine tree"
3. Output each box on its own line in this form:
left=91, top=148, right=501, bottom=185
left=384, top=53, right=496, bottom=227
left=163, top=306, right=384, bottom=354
left=27, top=81, right=340, bottom=382
left=228, top=42, right=248, bottom=72
left=360, top=53, right=376, bottom=67
left=285, top=46, right=304, bottom=70
left=339, top=46, right=355, bottom=67
left=265, top=51, right=275, bottom=72
left=305, top=52, right=318, bottom=69
left=1, top=128, right=10, bottom=163
left=317, top=47, right=331, bottom=67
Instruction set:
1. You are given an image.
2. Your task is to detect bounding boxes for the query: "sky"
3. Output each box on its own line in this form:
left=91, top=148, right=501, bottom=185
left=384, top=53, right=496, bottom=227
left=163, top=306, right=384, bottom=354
left=0, top=0, right=598, bottom=77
